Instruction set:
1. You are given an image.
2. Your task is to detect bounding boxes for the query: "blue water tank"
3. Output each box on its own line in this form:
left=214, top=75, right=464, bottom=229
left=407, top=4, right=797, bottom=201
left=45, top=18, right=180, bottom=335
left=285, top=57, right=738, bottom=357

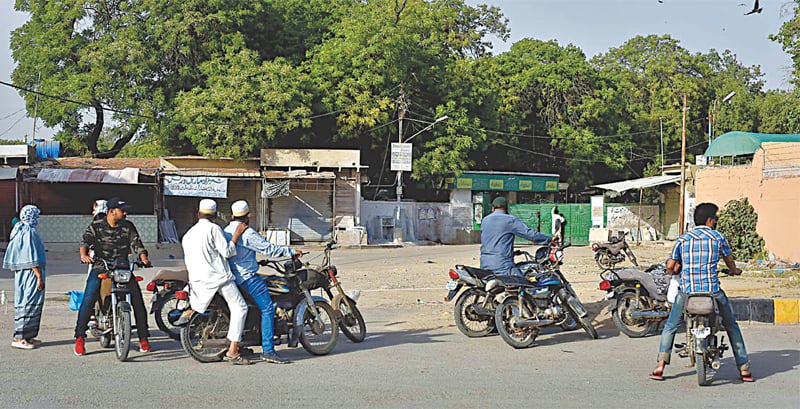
left=31, top=139, right=61, bottom=159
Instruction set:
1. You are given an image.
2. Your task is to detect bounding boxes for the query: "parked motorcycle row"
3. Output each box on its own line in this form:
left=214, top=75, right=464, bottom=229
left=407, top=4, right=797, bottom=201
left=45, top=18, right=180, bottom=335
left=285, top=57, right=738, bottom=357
left=592, top=233, right=733, bottom=386
left=90, top=241, right=366, bottom=363
left=445, top=242, right=598, bottom=349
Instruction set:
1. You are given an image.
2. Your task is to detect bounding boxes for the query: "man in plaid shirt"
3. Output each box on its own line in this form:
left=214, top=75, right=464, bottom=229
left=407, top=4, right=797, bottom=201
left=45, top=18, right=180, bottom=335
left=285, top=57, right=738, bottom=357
left=649, top=203, right=753, bottom=382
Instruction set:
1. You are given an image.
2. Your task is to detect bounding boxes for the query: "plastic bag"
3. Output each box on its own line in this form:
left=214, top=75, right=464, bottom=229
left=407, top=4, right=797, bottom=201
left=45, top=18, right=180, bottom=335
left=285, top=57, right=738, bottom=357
left=666, top=276, right=680, bottom=304
left=67, top=290, right=84, bottom=311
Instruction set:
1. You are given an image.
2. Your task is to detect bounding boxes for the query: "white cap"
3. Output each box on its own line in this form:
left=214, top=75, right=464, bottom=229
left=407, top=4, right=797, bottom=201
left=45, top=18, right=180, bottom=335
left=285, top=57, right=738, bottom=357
left=199, top=199, right=217, bottom=215
left=231, top=200, right=250, bottom=217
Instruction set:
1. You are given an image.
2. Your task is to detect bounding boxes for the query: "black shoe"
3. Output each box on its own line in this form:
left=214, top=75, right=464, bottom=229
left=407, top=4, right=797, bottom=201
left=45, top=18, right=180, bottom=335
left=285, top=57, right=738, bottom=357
left=261, top=352, right=290, bottom=364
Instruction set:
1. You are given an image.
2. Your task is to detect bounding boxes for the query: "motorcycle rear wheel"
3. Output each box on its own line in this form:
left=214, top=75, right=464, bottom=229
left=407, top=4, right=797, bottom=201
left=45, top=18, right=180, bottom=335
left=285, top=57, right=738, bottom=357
left=154, top=291, right=184, bottom=340
left=300, top=300, right=339, bottom=355
left=612, top=292, right=654, bottom=338
left=696, top=339, right=710, bottom=386
left=338, top=297, right=366, bottom=343
left=180, top=310, right=229, bottom=363
left=454, top=288, right=495, bottom=337
left=114, top=304, right=132, bottom=362
left=494, top=296, right=538, bottom=349
left=594, top=250, right=617, bottom=270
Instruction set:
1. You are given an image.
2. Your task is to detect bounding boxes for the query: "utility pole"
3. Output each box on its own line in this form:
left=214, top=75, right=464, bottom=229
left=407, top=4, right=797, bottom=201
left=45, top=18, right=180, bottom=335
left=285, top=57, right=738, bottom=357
left=659, top=118, right=664, bottom=170
left=679, top=93, right=687, bottom=235
left=395, top=88, right=407, bottom=241
left=29, top=71, right=41, bottom=144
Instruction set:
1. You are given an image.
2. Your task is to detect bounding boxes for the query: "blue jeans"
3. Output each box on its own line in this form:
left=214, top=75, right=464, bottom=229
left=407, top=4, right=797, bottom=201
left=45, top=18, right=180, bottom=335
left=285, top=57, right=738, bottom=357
left=74, top=268, right=150, bottom=340
left=239, top=276, right=276, bottom=354
left=657, top=291, right=750, bottom=371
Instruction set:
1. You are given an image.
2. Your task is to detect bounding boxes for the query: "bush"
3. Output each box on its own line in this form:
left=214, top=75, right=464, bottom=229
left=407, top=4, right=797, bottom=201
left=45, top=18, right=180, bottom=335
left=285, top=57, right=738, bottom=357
left=716, top=198, right=765, bottom=261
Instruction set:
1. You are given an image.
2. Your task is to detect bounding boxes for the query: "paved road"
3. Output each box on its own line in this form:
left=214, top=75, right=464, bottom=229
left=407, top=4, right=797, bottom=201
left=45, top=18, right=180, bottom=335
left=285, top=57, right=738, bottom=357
left=0, top=300, right=798, bottom=409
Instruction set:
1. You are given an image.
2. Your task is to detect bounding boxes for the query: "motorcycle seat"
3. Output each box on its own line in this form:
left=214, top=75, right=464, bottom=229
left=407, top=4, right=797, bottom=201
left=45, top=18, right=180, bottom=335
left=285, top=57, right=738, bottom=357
left=462, top=266, right=495, bottom=279
left=595, top=241, right=627, bottom=253
left=494, top=274, right=534, bottom=287
left=152, top=269, right=189, bottom=282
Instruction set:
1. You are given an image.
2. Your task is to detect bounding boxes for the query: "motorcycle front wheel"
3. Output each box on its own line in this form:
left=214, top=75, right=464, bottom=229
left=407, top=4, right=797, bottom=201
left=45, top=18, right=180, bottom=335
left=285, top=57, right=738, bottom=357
left=154, top=291, right=184, bottom=340
left=454, top=288, right=495, bottom=337
left=612, top=292, right=654, bottom=338
left=300, top=300, right=339, bottom=355
left=560, top=292, right=598, bottom=340
left=114, top=304, right=132, bottom=362
left=338, top=298, right=366, bottom=343
left=594, top=249, right=617, bottom=269
left=180, top=309, right=229, bottom=363
left=494, top=296, right=538, bottom=349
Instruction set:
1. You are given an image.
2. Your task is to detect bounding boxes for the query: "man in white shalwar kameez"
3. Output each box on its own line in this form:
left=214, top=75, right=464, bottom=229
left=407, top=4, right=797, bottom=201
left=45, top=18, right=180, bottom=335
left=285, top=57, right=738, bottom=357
left=181, top=199, right=251, bottom=365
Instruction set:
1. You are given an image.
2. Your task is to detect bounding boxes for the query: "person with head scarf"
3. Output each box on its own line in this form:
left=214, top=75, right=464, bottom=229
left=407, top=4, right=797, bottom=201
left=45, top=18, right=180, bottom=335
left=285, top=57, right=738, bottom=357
left=2, top=205, right=46, bottom=350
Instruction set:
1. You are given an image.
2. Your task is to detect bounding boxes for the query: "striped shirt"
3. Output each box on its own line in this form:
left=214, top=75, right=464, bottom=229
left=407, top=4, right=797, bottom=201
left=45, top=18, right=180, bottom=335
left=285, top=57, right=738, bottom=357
left=670, top=226, right=732, bottom=293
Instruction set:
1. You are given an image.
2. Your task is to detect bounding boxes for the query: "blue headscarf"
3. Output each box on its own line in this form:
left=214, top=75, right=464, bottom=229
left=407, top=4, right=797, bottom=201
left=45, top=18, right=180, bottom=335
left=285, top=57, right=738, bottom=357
left=3, top=205, right=46, bottom=271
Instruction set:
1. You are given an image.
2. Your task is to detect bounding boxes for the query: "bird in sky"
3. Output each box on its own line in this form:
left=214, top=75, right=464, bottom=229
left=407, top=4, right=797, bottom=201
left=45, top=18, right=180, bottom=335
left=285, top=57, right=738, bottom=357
left=745, top=0, right=762, bottom=15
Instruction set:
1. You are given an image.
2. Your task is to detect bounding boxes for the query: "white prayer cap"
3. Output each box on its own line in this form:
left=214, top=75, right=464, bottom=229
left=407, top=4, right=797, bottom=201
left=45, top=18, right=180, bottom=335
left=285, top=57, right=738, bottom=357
left=198, top=199, right=217, bottom=215
left=231, top=200, right=250, bottom=217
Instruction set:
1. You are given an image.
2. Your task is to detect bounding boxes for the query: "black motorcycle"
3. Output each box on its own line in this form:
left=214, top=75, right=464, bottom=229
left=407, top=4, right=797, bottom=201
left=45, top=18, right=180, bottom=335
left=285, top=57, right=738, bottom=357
left=145, top=268, right=189, bottom=340
left=598, top=263, right=671, bottom=337
left=179, top=257, right=338, bottom=362
left=491, top=244, right=597, bottom=348
left=680, top=291, right=729, bottom=386
left=87, top=258, right=147, bottom=362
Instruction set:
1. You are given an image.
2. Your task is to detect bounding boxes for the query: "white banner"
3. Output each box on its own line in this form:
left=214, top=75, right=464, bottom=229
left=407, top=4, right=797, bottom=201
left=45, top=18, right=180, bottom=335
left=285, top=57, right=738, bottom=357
left=163, top=175, right=228, bottom=198
left=390, top=143, right=412, bottom=171
left=37, top=168, right=139, bottom=184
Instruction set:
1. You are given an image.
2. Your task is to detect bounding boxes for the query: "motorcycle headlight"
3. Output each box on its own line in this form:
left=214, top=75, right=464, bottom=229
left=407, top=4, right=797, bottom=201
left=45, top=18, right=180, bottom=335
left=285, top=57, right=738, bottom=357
left=114, top=269, right=132, bottom=283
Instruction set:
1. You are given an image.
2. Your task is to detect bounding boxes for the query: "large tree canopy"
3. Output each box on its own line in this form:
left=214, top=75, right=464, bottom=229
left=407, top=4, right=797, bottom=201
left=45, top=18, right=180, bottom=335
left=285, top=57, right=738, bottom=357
left=9, top=0, right=796, bottom=195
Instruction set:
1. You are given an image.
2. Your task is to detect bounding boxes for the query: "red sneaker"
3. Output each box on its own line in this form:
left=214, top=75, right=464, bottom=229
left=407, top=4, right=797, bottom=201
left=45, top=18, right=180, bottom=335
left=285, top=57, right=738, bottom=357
left=139, top=339, right=151, bottom=353
left=74, top=337, right=85, bottom=356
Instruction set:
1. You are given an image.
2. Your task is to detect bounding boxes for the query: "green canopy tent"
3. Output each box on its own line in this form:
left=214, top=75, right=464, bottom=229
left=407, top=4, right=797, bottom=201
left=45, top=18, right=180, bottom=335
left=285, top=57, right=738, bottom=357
left=704, top=132, right=800, bottom=157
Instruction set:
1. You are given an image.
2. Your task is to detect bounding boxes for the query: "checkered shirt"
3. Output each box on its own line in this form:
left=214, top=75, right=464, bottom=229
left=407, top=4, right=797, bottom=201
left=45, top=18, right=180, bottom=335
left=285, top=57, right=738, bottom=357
left=670, top=226, right=732, bottom=293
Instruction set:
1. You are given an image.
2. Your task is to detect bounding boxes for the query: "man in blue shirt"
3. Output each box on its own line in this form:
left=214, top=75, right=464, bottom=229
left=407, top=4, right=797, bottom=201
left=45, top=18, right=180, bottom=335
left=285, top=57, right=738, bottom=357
left=224, top=200, right=301, bottom=364
left=649, top=202, right=753, bottom=382
left=480, top=197, right=553, bottom=276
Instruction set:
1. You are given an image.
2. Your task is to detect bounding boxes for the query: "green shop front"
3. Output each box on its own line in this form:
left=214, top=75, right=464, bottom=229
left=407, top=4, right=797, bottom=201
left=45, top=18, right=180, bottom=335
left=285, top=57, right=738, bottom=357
left=448, top=171, right=590, bottom=245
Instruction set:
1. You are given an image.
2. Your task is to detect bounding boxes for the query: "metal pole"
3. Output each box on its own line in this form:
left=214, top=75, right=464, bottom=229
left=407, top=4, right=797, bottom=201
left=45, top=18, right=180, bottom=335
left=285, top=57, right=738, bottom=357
left=395, top=92, right=405, bottom=241
left=29, top=71, right=41, bottom=144
left=679, top=93, right=687, bottom=235
left=660, top=118, right=664, bottom=169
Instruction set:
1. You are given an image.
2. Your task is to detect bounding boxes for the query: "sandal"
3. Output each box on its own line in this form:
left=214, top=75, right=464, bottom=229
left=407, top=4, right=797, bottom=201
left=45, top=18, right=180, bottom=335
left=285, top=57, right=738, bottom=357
left=11, top=339, right=35, bottom=350
left=648, top=369, right=665, bottom=381
left=740, top=372, right=755, bottom=382
left=26, top=338, right=43, bottom=346
left=223, top=354, right=252, bottom=366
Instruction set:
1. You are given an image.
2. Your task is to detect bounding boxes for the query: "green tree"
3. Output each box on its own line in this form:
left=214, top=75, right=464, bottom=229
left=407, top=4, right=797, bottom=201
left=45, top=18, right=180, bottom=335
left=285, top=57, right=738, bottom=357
left=716, top=198, right=765, bottom=261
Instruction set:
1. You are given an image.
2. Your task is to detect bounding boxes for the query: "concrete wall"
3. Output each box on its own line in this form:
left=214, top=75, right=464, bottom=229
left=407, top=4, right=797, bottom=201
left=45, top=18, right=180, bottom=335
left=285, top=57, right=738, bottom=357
left=695, top=143, right=800, bottom=262
left=360, top=200, right=474, bottom=244
left=37, top=215, right=159, bottom=243
left=605, top=205, right=661, bottom=241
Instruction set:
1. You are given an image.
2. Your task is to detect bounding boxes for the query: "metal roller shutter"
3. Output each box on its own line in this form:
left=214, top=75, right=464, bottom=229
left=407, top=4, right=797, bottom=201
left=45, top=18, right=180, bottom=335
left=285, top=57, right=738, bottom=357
left=269, top=179, right=333, bottom=243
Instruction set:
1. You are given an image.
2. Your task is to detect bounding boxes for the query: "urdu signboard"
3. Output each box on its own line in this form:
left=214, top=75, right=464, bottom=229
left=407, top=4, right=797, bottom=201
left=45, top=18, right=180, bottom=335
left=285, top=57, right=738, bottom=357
left=163, top=175, right=228, bottom=198
left=390, top=143, right=412, bottom=172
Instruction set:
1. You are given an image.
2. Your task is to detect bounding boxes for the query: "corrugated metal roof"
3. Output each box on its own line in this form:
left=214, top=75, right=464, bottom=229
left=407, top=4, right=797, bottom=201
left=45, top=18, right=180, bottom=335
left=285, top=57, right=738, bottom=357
left=704, top=132, right=800, bottom=157
left=160, top=168, right=262, bottom=178
left=592, top=175, right=680, bottom=193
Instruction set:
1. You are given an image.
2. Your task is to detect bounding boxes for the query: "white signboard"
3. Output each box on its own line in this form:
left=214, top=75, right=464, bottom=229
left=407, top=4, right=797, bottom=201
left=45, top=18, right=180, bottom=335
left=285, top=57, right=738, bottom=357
left=163, top=175, right=228, bottom=198
left=390, top=143, right=412, bottom=172
left=591, top=195, right=604, bottom=228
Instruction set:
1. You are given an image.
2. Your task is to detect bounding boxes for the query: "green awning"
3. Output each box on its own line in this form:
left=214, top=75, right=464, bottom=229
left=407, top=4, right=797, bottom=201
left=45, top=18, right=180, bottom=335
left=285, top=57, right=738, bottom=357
left=704, top=132, right=800, bottom=157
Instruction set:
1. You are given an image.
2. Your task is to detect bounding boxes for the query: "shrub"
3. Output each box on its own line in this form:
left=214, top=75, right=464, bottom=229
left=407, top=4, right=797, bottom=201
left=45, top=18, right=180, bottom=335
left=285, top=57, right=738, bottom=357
left=716, top=198, right=765, bottom=261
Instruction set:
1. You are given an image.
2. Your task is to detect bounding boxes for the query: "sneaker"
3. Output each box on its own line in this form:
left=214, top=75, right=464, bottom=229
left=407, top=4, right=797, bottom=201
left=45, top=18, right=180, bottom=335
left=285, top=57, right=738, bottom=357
left=74, top=337, right=85, bottom=356
left=11, top=339, right=34, bottom=350
left=261, top=351, right=290, bottom=364
left=139, top=339, right=152, bottom=353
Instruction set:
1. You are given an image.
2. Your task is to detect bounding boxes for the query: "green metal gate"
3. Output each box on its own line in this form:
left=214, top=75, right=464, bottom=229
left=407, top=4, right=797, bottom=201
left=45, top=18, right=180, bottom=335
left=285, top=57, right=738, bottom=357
left=509, top=203, right=591, bottom=246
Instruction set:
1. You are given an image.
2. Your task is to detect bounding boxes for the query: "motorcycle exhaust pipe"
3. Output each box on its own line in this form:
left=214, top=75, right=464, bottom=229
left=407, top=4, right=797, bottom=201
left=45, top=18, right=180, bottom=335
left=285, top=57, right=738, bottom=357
left=513, top=319, right=556, bottom=328
left=630, top=311, right=670, bottom=319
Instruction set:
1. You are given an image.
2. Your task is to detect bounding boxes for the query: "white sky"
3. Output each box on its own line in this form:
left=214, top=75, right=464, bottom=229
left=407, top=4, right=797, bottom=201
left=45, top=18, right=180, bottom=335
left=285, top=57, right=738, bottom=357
left=0, top=0, right=794, bottom=142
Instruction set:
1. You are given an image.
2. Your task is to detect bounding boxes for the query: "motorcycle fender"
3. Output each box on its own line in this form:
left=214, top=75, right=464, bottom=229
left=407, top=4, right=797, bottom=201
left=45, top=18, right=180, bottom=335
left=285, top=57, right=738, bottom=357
left=330, top=294, right=358, bottom=311
left=289, top=296, right=328, bottom=347
left=607, top=297, right=618, bottom=311
left=119, top=301, right=132, bottom=313
left=494, top=291, right=513, bottom=304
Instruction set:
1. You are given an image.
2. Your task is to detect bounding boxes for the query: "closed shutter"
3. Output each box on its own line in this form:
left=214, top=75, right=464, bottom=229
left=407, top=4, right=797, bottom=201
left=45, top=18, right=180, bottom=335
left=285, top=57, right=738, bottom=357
left=269, top=179, right=333, bottom=243
left=0, top=181, right=15, bottom=241
left=334, top=177, right=356, bottom=225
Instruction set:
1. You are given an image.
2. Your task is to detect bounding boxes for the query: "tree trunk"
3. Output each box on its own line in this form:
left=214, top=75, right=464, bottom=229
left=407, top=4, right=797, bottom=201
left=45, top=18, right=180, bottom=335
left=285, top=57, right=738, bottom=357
left=87, top=100, right=104, bottom=155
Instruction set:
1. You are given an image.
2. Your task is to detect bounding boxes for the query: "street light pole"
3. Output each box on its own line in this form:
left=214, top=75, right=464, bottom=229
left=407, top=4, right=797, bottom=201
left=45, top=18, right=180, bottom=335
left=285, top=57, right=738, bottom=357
left=393, top=115, right=449, bottom=242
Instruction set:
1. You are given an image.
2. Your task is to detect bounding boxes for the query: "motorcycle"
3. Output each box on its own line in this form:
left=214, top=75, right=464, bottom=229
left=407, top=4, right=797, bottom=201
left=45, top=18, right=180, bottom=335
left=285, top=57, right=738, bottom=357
left=677, top=291, right=729, bottom=386
left=491, top=244, right=598, bottom=348
left=444, top=243, right=579, bottom=338
left=591, top=231, right=639, bottom=269
left=314, top=241, right=367, bottom=343
left=178, top=255, right=339, bottom=362
left=87, top=258, right=147, bottom=362
left=598, top=263, right=671, bottom=337
left=145, top=268, right=189, bottom=340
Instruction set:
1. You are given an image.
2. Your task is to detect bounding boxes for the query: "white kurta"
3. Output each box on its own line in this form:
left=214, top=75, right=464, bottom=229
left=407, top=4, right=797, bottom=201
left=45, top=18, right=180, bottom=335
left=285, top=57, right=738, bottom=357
left=181, top=219, right=238, bottom=312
